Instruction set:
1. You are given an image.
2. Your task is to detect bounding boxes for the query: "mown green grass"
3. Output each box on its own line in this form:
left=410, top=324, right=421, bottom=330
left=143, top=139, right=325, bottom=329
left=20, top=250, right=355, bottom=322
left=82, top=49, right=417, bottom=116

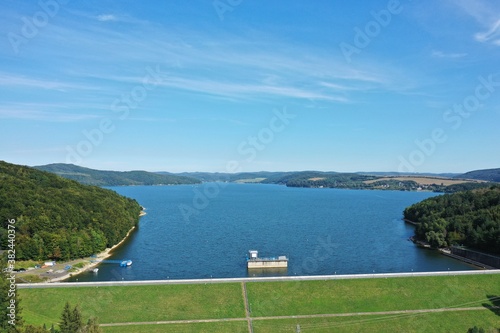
left=19, top=274, right=500, bottom=332
left=102, top=321, right=249, bottom=333
left=252, top=310, right=500, bottom=333
left=14, top=260, right=42, bottom=270
left=19, top=283, right=245, bottom=327
left=15, top=274, right=48, bottom=283
left=246, top=274, right=500, bottom=317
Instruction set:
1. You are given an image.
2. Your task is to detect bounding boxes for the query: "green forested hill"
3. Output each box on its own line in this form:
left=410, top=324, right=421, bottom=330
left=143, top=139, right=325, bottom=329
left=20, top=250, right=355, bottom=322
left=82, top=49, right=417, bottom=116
left=456, top=168, right=500, bottom=182
left=0, top=161, right=142, bottom=260
left=35, top=163, right=200, bottom=186
left=403, top=186, right=500, bottom=254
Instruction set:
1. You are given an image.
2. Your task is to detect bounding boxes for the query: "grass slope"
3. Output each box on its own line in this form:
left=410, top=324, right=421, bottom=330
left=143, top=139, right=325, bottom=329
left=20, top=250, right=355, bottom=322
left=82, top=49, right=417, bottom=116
left=246, top=275, right=500, bottom=317
left=103, top=322, right=249, bottom=333
left=252, top=311, right=500, bottom=333
left=19, top=275, right=500, bottom=332
left=19, top=284, right=244, bottom=327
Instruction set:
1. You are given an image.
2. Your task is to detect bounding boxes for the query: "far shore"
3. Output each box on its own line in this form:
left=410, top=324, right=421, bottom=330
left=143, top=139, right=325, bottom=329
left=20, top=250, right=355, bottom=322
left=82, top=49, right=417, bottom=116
left=16, top=209, right=145, bottom=283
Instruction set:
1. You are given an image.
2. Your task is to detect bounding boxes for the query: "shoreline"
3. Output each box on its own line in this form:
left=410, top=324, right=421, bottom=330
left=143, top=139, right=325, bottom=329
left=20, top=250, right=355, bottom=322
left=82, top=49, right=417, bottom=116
left=25, top=209, right=145, bottom=283
left=54, top=225, right=137, bottom=282
left=408, top=236, right=497, bottom=270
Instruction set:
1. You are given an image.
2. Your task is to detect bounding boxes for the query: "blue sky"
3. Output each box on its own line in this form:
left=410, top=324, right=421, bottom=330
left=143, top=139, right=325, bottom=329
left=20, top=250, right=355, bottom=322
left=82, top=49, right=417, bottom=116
left=1, top=0, right=499, bottom=173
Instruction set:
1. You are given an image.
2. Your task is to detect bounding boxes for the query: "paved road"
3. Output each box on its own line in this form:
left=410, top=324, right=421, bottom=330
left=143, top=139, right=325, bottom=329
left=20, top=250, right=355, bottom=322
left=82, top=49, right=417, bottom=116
left=99, top=306, right=499, bottom=327
left=17, top=269, right=500, bottom=289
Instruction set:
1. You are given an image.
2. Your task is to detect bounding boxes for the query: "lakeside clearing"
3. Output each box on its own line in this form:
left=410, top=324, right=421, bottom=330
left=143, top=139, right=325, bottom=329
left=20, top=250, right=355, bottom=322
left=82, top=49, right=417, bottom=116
left=362, top=176, right=480, bottom=186
left=19, top=273, right=500, bottom=332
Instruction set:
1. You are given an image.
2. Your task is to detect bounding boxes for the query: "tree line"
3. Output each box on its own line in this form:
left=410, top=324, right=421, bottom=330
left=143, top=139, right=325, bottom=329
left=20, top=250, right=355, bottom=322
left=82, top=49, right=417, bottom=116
left=0, top=161, right=142, bottom=261
left=404, top=185, right=500, bottom=253
left=264, top=172, right=493, bottom=193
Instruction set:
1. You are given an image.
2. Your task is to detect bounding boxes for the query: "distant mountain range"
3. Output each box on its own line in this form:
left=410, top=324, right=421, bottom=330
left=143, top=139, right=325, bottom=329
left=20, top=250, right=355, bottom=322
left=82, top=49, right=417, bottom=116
left=34, top=164, right=200, bottom=186
left=167, top=171, right=295, bottom=183
left=455, top=168, right=500, bottom=182
left=33, top=164, right=499, bottom=188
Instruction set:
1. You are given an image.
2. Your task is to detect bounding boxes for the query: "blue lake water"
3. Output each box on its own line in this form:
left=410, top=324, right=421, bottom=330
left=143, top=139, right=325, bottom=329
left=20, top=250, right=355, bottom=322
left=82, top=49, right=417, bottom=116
left=68, top=183, right=476, bottom=282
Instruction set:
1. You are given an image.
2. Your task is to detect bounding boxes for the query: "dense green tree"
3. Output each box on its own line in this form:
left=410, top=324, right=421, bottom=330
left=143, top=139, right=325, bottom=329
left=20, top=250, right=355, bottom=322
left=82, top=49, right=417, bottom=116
left=261, top=171, right=494, bottom=192
left=405, top=186, right=500, bottom=253
left=0, top=161, right=142, bottom=261
left=82, top=318, right=102, bottom=333
left=60, top=302, right=85, bottom=333
left=59, top=302, right=73, bottom=333
left=22, top=326, right=45, bottom=333
left=70, top=306, right=83, bottom=333
left=58, top=303, right=100, bottom=333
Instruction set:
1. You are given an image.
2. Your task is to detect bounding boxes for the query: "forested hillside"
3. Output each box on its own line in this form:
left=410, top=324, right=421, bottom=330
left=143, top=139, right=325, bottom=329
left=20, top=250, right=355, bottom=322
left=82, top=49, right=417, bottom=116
left=403, top=186, right=500, bottom=254
left=0, top=161, right=142, bottom=260
left=262, top=171, right=377, bottom=188
left=35, top=163, right=200, bottom=186
left=456, top=168, right=500, bottom=182
left=260, top=172, right=491, bottom=192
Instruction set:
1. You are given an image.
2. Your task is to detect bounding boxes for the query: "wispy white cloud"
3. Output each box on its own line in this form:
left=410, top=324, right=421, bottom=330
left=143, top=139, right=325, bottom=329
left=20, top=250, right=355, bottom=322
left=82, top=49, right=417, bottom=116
left=12, top=147, right=67, bottom=155
left=126, top=117, right=176, bottom=122
left=155, top=76, right=350, bottom=103
left=431, top=50, right=468, bottom=59
left=448, top=0, right=500, bottom=46
left=0, top=73, right=102, bottom=92
left=97, top=14, right=118, bottom=22
left=320, top=82, right=365, bottom=92
left=450, top=0, right=495, bottom=22
left=181, top=117, right=251, bottom=126
left=0, top=8, right=428, bottom=121
left=85, top=11, right=152, bottom=25
left=0, top=103, right=101, bottom=122
left=475, top=19, right=500, bottom=45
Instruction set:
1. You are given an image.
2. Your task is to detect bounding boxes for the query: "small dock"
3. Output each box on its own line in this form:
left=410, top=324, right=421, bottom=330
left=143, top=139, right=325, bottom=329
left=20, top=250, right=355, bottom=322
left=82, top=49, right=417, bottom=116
left=247, top=250, right=288, bottom=269
left=91, top=259, right=132, bottom=267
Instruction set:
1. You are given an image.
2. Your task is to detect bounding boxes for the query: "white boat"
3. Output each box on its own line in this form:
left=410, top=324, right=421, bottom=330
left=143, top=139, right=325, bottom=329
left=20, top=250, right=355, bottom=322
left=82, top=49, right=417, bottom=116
left=120, top=260, right=133, bottom=267
left=92, top=268, right=99, bottom=273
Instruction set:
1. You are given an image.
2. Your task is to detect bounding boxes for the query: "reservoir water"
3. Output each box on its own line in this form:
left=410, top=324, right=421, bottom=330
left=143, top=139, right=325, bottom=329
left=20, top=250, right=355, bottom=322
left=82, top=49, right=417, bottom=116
left=69, top=183, right=476, bottom=282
